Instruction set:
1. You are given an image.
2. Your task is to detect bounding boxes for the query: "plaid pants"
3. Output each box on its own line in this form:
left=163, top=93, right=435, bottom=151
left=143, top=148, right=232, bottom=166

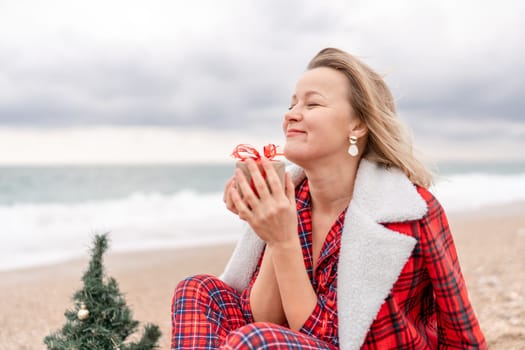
left=171, top=274, right=338, bottom=349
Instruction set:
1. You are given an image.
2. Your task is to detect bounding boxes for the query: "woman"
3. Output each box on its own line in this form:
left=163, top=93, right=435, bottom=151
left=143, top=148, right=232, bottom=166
left=171, top=48, right=487, bottom=349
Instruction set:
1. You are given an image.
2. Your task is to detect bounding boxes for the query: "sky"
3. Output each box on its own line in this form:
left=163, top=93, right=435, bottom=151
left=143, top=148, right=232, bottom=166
left=0, top=0, right=524, bottom=164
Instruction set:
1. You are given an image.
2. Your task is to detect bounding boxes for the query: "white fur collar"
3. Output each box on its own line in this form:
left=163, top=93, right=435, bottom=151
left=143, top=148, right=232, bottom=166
left=220, top=159, right=428, bottom=350
left=286, top=158, right=427, bottom=223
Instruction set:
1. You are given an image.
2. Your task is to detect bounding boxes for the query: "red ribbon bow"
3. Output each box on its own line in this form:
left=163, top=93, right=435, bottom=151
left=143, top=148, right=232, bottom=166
left=231, top=144, right=283, bottom=161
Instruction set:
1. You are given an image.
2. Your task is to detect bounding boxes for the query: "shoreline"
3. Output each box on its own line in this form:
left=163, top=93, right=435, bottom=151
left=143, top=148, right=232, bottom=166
left=0, top=236, right=241, bottom=273
left=1, top=203, right=524, bottom=349
left=2, top=200, right=523, bottom=274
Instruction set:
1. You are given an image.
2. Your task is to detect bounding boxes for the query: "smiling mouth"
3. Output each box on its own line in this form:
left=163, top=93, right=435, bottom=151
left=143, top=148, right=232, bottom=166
left=286, top=129, right=305, bottom=135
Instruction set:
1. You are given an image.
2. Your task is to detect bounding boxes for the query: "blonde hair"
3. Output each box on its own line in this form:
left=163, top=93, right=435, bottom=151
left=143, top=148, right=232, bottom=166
left=308, top=48, right=433, bottom=188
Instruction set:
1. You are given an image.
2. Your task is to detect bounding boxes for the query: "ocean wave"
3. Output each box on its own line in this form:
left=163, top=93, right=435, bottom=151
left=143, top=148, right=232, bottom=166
left=1, top=172, right=524, bottom=270
left=430, top=172, right=525, bottom=212
left=0, top=191, right=243, bottom=271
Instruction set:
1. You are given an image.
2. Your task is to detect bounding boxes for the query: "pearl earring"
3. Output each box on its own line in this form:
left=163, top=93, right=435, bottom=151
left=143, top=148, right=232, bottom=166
left=348, top=136, right=359, bottom=157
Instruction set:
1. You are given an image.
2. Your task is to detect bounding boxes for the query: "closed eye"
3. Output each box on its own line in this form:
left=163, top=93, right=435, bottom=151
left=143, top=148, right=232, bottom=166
left=307, top=103, right=321, bottom=108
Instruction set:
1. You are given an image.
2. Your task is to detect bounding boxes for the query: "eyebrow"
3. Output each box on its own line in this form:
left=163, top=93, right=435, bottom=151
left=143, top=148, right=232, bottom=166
left=291, top=90, right=326, bottom=100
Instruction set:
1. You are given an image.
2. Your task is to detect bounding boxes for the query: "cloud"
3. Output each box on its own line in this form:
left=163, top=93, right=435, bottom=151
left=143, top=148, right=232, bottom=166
left=0, top=0, right=523, bottom=133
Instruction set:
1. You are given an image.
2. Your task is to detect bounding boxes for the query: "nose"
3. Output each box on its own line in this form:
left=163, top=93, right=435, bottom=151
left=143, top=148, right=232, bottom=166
left=283, top=107, right=302, bottom=134
left=284, top=106, right=302, bottom=123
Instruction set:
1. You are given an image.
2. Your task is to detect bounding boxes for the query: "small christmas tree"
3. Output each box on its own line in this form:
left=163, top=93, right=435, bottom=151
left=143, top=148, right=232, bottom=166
left=44, top=234, right=161, bottom=350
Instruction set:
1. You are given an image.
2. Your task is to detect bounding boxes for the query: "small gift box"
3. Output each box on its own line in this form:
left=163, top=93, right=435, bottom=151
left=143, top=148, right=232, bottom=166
left=236, top=160, right=285, bottom=191
left=232, top=144, right=285, bottom=195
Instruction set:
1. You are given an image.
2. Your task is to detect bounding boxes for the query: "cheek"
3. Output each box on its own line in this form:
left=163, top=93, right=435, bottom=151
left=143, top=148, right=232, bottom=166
left=318, top=123, right=349, bottom=148
left=319, top=122, right=343, bottom=138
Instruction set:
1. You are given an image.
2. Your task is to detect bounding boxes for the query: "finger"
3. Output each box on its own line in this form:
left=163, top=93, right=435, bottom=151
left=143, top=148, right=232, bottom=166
left=230, top=183, right=252, bottom=221
left=260, top=157, right=284, bottom=196
left=225, top=186, right=239, bottom=214
left=223, top=176, right=240, bottom=214
left=245, top=158, right=271, bottom=200
left=234, top=168, right=260, bottom=210
left=223, top=176, right=235, bottom=203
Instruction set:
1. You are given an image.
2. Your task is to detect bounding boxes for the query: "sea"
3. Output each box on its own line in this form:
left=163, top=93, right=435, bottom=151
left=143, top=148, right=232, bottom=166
left=1, top=161, right=524, bottom=271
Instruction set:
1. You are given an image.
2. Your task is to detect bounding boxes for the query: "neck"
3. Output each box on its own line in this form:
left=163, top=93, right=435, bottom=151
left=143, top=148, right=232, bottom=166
left=302, top=156, right=360, bottom=215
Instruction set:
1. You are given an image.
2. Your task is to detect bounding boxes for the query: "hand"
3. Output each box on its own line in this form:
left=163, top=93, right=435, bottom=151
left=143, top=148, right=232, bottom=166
left=229, top=158, right=297, bottom=247
left=223, top=175, right=239, bottom=215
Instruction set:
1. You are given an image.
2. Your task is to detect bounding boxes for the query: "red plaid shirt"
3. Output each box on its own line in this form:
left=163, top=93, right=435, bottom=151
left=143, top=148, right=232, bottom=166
left=364, top=186, right=487, bottom=349
left=240, top=178, right=342, bottom=346
left=239, top=180, right=486, bottom=349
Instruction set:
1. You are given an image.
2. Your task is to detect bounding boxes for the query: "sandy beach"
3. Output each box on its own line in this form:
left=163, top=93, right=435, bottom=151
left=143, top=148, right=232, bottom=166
left=1, top=203, right=524, bottom=349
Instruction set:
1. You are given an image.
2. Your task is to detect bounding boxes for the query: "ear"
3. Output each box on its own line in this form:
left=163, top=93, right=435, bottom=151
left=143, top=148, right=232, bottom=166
left=350, top=120, right=368, bottom=139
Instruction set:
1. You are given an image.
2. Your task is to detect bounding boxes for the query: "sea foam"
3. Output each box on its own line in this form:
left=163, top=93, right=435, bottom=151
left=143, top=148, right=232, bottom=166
left=1, top=172, right=524, bottom=271
left=1, top=191, right=242, bottom=271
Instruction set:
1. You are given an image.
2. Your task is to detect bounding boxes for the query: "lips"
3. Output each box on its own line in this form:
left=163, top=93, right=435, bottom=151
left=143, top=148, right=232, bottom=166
left=286, top=128, right=306, bottom=137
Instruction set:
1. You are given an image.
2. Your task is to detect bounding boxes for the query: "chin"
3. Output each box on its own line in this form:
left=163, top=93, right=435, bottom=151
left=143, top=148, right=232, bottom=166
left=283, top=144, right=311, bottom=167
